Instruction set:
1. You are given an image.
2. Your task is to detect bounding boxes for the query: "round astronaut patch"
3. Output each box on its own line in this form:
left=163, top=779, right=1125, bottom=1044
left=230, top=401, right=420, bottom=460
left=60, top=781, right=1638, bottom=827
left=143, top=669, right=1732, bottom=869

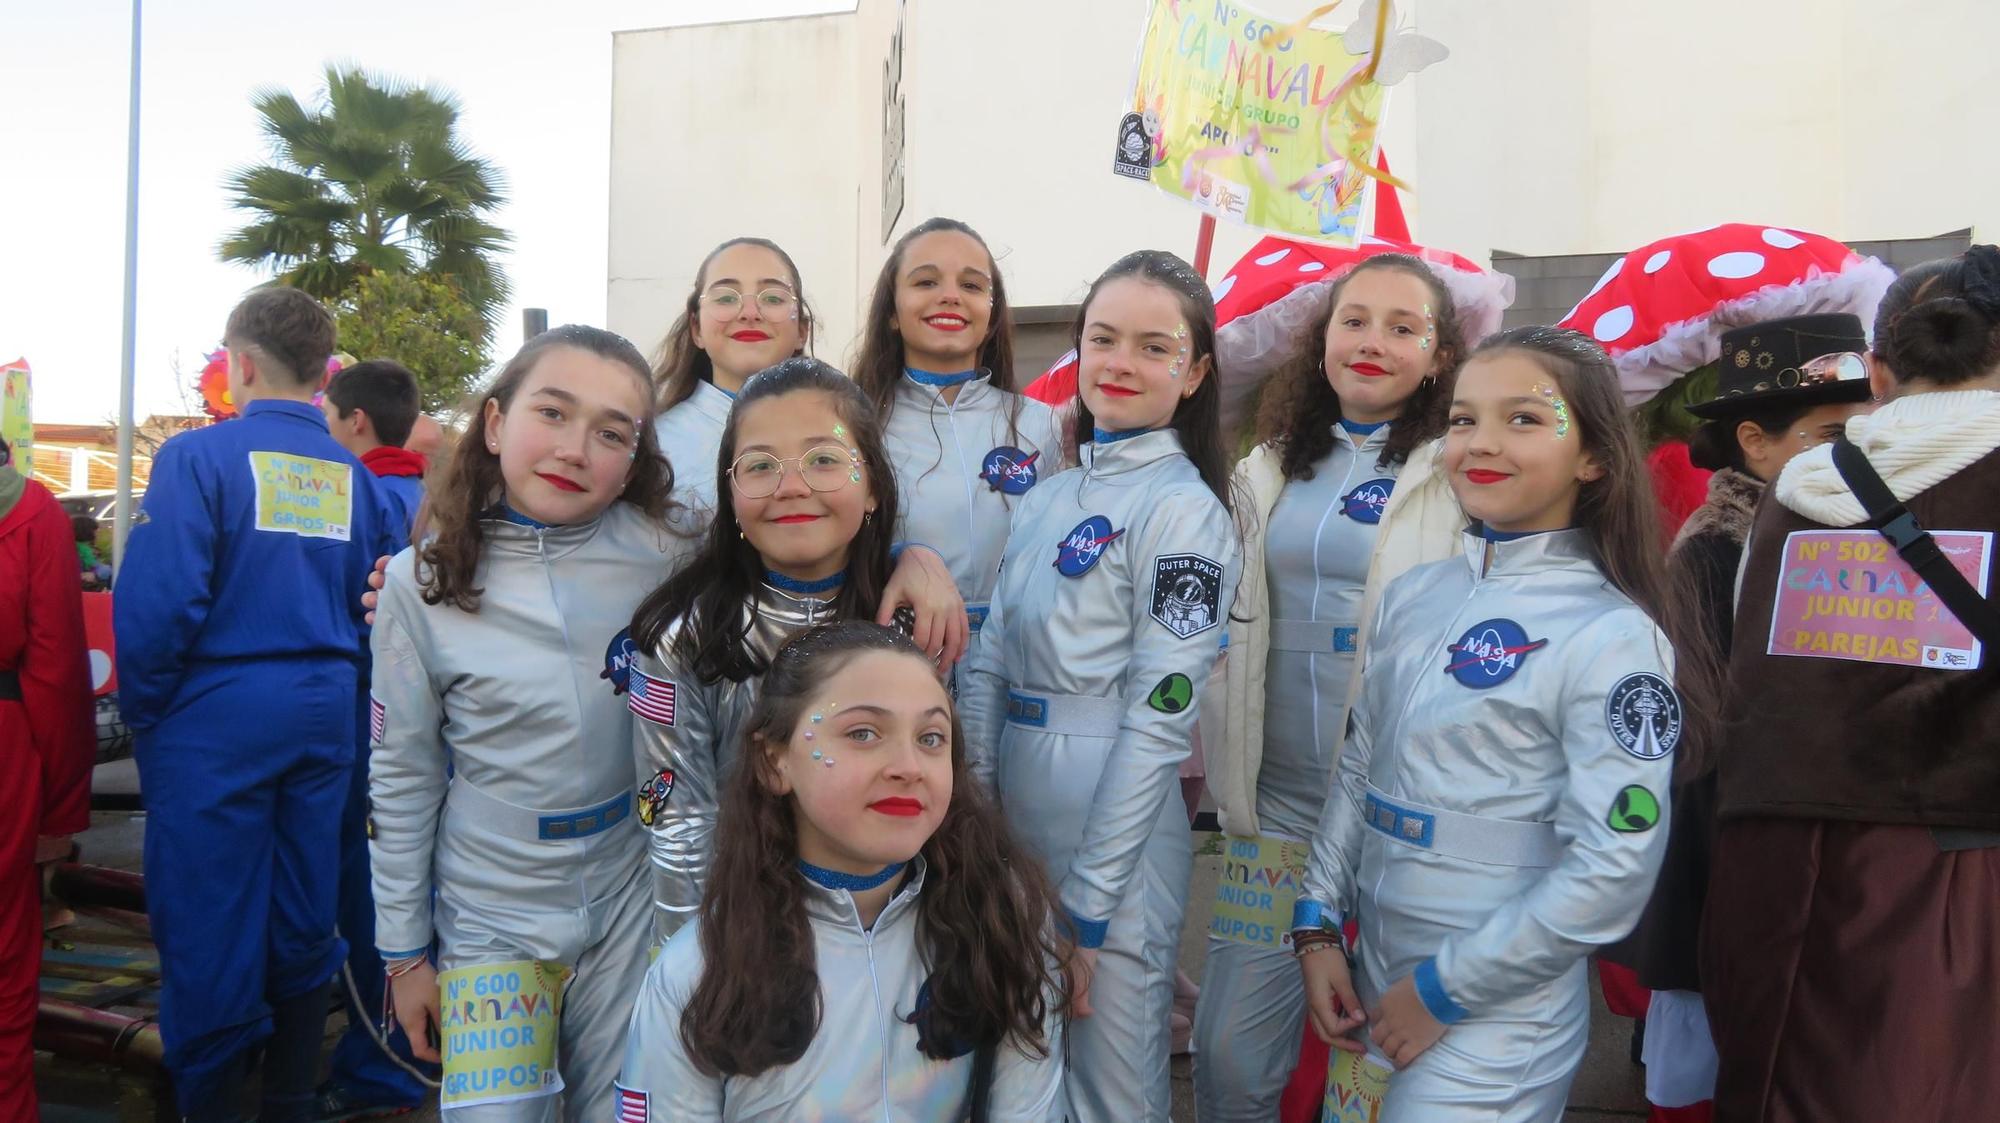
left=1605, top=672, right=1683, bottom=760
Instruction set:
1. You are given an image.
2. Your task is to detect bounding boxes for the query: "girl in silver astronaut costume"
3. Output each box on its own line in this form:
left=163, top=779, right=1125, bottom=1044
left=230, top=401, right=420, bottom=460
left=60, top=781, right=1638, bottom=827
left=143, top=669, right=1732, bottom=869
left=848, top=218, right=1066, bottom=639
left=960, top=251, right=1241, bottom=1122
left=627, top=358, right=916, bottom=941
left=618, top=621, right=1066, bottom=1121
left=369, top=328, right=696, bottom=1122
left=1292, top=328, right=1712, bottom=1122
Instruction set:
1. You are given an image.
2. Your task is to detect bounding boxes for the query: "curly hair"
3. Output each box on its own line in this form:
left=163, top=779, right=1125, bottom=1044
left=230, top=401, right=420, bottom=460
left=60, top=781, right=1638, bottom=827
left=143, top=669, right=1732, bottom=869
left=418, top=325, right=677, bottom=612
left=678, top=621, right=1067, bottom=1076
left=1253, top=254, right=1467, bottom=480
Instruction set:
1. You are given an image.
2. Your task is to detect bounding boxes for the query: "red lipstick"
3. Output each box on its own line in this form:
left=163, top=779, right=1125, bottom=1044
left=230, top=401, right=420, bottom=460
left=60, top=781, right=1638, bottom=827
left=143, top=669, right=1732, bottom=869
left=772, top=514, right=822, bottom=524
left=924, top=315, right=968, bottom=332
left=868, top=797, right=924, bottom=817
left=730, top=329, right=772, bottom=342
left=1348, top=361, right=1391, bottom=377
left=1464, top=469, right=1509, bottom=485
left=1098, top=384, right=1141, bottom=398
left=537, top=472, right=584, bottom=493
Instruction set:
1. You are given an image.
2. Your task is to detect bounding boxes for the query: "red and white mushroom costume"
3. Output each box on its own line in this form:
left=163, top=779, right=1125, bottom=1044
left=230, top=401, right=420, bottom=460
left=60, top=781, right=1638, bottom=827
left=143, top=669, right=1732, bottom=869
left=1025, top=233, right=1515, bottom=435
left=1555, top=223, right=1895, bottom=406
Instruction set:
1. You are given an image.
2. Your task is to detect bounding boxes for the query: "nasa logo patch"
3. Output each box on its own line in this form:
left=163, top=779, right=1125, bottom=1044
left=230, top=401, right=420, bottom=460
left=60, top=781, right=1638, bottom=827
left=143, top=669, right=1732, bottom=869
left=603, top=628, right=638, bottom=694
left=1054, top=515, right=1124, bottom=577
left=638, top=768, right=676, bottom=827
left=1340, top=478, right=1396, bottom=524
left=1443, top=618, right=1549, bottom=689
left=1606, top=672, right=1683, bottom=760
left=1150, top=553, right=1224, bottom=639
left=979, top=446, right=1041, bottom=495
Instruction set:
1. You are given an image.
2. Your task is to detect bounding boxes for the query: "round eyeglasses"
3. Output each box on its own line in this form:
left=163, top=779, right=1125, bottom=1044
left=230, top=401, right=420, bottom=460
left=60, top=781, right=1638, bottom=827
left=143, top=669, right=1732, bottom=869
left=728, top=445, right=863, bottom=499
left=701, top=287, right=798, bottom=319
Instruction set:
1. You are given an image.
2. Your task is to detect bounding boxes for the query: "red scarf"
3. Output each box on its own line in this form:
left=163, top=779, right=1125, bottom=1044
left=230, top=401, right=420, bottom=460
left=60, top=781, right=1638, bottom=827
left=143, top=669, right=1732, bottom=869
left=361, top=446, right=428, bottom=478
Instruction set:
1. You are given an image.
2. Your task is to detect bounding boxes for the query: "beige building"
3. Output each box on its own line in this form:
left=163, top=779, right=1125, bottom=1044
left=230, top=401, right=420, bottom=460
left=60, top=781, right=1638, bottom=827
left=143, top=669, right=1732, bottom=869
left=607, top=0, right=1997, bottom=378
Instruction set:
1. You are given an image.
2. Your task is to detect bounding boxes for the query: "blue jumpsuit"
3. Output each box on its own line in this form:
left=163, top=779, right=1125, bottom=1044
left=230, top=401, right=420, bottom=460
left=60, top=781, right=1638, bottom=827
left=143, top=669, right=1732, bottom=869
left=327, top=463, right=435, bottom=1107
left=115, top=399, right=397, bottom=1114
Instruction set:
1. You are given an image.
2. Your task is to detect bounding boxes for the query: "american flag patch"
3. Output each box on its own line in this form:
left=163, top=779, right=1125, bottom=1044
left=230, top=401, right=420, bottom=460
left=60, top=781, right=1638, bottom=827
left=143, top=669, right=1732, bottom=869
left=615, top=1083, right=648, bottom=1122
left=628, top=669, right=677, bottom=727
left=369, top=695, right=386, bottom=743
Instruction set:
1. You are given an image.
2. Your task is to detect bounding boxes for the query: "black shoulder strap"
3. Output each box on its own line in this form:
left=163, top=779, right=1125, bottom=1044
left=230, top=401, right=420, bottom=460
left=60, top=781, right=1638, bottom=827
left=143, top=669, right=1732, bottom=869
left=1830, top=437, right=2000, bottom=647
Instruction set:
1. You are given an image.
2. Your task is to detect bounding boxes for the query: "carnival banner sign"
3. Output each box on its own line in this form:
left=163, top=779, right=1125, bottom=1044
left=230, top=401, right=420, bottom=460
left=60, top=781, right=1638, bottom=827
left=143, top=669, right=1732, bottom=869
left=1112, top=0, right=1443, bottom=243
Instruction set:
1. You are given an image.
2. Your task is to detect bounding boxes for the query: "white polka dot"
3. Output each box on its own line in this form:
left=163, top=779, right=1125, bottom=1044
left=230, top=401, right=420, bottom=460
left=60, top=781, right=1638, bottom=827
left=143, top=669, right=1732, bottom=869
left=1255, top=248, right=1292, bottom=266
left=1210, top=274, right=1238, bottom=301
left=1586, top=256, right=1626, bottom=300
left=89, top=650, right=112, bottom=691
left=1592, top=305, right=1635, bottom=343
left=1707, top=251, right=1766, bottom=279
left=1298, top=261, right=1326, bottom=273
left=1761, top=228, right=1806, bottom=249
left=1643, top=249, right=1673, bottom=274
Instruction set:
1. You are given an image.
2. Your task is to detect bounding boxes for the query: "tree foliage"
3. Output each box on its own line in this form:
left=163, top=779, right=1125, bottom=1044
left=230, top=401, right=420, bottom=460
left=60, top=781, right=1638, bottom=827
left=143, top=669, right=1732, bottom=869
left=335, top=272, right=492, bottom=411
left=217, top=66, right=512, bottom=321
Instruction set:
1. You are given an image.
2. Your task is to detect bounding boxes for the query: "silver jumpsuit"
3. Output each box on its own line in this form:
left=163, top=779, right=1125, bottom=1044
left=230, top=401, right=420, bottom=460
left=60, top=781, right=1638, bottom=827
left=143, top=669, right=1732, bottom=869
left=653, top=380, right=734, bottom=516
left=1297, top=529, right=1678, bottom=1122
left=369, top=504, right=694, bottom=1122
left=882, top=373, right=1064, bottom=632
left=630, top=585, right=836, bottom=940
left=959, top=428, right=1240, bottom=1123
left=616, top=858, right=1067, bottom=1121
left=1194, top=423, right=1400, bottom=1120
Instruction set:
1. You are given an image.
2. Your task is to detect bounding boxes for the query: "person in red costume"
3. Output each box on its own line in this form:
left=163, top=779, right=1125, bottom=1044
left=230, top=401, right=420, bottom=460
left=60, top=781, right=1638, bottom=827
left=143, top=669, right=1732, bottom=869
left=0, top=437, right=96, bottom=1123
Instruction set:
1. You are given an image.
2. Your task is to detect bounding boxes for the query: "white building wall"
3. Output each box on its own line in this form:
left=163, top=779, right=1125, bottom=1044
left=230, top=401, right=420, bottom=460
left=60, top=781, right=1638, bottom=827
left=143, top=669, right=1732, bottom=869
left=609, top=0, right=1996, bottom=366
left=607, top=13, right=863, bottom=365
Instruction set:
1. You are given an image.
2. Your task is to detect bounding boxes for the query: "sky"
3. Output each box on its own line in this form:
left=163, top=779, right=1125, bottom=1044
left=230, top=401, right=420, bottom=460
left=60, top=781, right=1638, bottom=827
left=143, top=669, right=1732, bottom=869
left=1, top=0, right=848, bottom=425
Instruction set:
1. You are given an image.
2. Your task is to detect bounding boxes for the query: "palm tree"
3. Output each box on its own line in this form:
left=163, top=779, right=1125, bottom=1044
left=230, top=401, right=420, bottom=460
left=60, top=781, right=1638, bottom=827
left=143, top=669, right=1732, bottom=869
left=217, top=66, right=511, bottom=317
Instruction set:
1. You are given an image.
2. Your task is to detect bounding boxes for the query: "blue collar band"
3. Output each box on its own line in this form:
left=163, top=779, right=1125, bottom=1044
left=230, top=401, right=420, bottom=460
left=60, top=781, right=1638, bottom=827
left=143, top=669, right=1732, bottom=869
left=1092, top=426, right=1153, bottom=444
left=1480, top=524, right=1571, bottom=542
left=766, top=569, right=845, bottom=595
left=495, top=503, right=554, bottom=530
left=798, top=859, right=907, bottom=892
left=905, top=367, right=980, bottom=388
left=1340, top=419, right=1389, bottom=435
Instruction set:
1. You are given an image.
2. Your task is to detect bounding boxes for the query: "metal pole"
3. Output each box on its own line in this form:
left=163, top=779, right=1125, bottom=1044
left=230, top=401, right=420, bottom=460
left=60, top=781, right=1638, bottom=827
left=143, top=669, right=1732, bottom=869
left=112, top=0, right=143, bottom=569
left=1192, top=214, right=1218, bottom=279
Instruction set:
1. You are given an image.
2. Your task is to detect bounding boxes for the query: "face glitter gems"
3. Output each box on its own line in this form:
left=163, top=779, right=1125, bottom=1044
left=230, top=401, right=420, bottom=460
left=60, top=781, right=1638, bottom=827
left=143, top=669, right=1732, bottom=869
left=1536, top=382, right=1573, bottom=441
left=1419, top=302, right=1436, bottom=352
left=1169, top=322, right=1191, bottom=379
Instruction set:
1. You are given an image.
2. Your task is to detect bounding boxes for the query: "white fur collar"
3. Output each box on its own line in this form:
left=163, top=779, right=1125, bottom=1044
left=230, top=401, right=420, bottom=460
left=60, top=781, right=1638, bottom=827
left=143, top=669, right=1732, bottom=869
left=1775, top=390, right=2000, bottom=525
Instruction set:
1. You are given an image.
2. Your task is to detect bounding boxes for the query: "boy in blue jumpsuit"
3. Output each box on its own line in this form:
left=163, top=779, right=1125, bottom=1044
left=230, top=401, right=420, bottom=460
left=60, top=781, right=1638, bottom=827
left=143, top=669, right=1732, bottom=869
left=317, top=358, right=438, bottom=1118
left=116, top=287, right=398, bottom=1122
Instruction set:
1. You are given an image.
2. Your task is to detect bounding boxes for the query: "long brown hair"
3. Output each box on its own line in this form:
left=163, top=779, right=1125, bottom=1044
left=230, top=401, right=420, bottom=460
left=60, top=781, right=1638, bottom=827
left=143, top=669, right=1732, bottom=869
left=1255, top=254, right=1466, bottom=478
left=1468, top=327, right=1722, bottom=775
left=850, top=217, right=1024, bottom=484
left=418, top=325, right=676, bottom=612
left=652, top=237, right=815, bottom=411
left=629, top=358, right=900, bottom=683
left=1069, top=250, right=1235, bottom=512
left=679, top=621, right=1067, bottom=1077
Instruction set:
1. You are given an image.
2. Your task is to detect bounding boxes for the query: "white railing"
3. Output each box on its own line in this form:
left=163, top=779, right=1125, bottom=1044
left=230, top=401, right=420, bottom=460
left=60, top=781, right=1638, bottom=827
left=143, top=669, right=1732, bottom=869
left=31, top=445, right=153, bottom=495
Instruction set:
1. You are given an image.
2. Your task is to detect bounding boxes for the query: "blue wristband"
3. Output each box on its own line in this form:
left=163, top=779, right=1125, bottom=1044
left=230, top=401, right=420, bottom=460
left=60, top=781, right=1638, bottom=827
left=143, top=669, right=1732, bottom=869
left=1413, top=957, right=1469, bottom=1025
left=1066, top=911, right=1110, bottom=950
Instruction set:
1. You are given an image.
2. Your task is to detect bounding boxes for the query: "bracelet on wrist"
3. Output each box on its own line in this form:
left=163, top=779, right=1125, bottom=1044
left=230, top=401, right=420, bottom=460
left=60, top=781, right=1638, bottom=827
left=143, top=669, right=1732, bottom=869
left=385, top=955, right=429, bottom=978
left=1294, top=939, right=1345, bottom=960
